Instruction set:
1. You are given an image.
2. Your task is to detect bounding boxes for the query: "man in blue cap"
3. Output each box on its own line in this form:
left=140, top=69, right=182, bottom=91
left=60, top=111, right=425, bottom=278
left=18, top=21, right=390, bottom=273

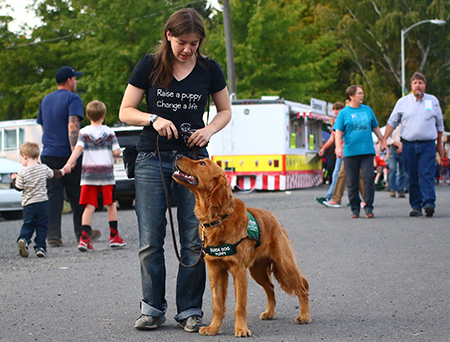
left=37, top=66, right=101, bottom=247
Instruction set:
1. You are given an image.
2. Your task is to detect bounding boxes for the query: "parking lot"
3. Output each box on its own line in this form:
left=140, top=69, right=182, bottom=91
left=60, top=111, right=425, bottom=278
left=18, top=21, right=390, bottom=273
left=1, top=184, right=450, bottom=342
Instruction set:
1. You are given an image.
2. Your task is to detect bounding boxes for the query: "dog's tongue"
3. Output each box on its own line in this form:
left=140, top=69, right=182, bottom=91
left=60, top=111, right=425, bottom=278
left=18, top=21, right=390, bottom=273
left=173, top=170, right=198, bottom=185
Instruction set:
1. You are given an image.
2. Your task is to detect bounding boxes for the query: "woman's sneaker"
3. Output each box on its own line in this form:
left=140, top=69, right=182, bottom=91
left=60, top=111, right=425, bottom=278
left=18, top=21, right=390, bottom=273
left=134, top=314, right=166, bottom=330
left=179, top=315, right=202, bottom=332
left=352, top=210, right=360, bottom=218
left=18, top=238, right=29, bottom=258
left=365, top=208, right=374, bottom=218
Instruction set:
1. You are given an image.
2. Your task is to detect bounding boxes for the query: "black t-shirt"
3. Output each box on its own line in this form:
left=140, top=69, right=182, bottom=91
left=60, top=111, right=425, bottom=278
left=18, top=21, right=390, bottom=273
left=128, top=54, right=227, bottom=151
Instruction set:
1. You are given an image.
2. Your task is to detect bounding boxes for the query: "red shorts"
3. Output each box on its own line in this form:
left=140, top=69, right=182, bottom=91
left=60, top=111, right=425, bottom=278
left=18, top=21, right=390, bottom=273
left=79, top=185, right=115, bottom=208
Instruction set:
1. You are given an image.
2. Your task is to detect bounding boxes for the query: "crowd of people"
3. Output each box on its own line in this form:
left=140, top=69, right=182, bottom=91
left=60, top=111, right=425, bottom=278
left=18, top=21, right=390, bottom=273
left=8, top=7, right=446, bottom=335
left=316, top=72, right=445, bottom=219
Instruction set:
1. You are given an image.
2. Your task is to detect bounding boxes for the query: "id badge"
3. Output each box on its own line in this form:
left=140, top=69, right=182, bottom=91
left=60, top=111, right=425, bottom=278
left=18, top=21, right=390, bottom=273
left=425, top=100, right=432, bottom=111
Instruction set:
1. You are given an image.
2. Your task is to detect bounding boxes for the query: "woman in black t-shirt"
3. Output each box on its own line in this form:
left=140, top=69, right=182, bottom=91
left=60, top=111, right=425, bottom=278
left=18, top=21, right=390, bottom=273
left=119, top=8, right=231, bottom=333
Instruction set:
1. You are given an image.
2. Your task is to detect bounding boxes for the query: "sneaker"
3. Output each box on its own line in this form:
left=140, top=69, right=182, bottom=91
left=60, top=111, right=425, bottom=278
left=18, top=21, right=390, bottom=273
left=409, top=208, right=423, bottom=217
left=360, top=201, right=366, bottom=208
left=134, top=314, right=166, bottom=330
left=78, top=237, right=94, bottom=252
left=18, top=238, right=29, bottom=258
left=398, top=192, right=405, bottom=198
left=389, top=191, right=396, bottom=198
left=365, top=208, right=374, bottom=218
left=48, top=239, right=63, bottom=247
left=35, top=247, right=47, bottom=258
left=91, top=229, right=102, bottom=241
left=424, top=207, right=434, bottom=217
left=323, top=200, right=341, bottom=208
left=179, top=315, right=202, bottom=332
left=352, top=210, right=360, bottom=218
left=110, top=234, right=127, bottom=248
left=314, top=197, right=328, bottom=206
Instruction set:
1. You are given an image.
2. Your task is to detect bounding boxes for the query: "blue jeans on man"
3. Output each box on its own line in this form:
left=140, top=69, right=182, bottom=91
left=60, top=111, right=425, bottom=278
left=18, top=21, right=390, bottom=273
left=402, top=141, right=436, bottom=209
left=135, top=149, right=207, bottom=323
left=17, top=200, right=49, bottom=250
left=387, top=146, right=406, bottom=194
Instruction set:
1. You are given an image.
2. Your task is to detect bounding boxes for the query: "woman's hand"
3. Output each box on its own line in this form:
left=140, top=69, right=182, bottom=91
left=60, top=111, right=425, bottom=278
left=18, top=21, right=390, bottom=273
left=187, top=126, right=214, bottom=148
left=152, top=117, right=178, bottom=140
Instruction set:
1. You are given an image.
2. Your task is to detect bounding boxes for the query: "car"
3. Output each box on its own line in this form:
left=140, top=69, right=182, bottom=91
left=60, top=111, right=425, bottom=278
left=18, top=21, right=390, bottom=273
left=0, top=157, right=24, bottom=220
left=112, top=124, right=177, bottom=209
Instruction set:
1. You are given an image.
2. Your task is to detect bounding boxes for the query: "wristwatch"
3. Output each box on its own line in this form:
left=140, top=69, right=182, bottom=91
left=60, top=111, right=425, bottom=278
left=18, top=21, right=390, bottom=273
left=150, top=114, right=158, bottom=125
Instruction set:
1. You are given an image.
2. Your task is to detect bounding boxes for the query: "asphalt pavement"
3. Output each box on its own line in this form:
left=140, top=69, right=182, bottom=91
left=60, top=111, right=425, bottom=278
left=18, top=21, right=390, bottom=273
left=1, top=184, right=450, bottom=342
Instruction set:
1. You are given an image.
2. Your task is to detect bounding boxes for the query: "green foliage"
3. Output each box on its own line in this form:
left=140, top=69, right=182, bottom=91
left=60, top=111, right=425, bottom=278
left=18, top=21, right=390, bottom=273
left=313, top=0, right=450, bottom=122
left=216, top=0, right=346, bottom=103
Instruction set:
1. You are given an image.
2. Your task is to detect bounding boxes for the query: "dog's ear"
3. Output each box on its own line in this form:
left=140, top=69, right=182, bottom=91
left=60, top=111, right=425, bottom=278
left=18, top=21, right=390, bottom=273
left=210, top=175, right=231, bottom=208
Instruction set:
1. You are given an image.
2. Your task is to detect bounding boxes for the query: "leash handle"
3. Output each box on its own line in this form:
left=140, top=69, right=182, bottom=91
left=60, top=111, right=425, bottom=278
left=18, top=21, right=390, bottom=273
left=156, top=134, right=204, bottom=268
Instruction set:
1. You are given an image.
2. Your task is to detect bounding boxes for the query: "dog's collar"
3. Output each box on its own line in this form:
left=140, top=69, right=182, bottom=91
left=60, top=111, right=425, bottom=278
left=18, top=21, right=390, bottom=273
left=201, top=215, right=228, bottom=228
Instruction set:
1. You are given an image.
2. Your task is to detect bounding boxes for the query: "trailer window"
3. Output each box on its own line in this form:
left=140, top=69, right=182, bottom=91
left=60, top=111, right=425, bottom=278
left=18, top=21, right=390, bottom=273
left=4, top=128, right=24, bottom=150
left=308, top=120, right=322, bottom=150
left=289, top=115, right=305, bottom=149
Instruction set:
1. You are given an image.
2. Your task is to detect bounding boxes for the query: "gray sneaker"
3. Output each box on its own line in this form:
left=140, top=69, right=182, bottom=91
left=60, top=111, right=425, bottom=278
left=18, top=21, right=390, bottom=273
left=409, top=208, right=423, bottom=217
left=18, top=238, right=29, bottom=258
left=134, top=314, right=166, bottom=330
left=179, top=315, right=202, bottom=332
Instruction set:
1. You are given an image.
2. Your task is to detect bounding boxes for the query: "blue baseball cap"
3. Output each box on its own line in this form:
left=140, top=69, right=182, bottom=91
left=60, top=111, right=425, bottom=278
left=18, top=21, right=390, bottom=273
left=55, top=66, right=82, bottom=84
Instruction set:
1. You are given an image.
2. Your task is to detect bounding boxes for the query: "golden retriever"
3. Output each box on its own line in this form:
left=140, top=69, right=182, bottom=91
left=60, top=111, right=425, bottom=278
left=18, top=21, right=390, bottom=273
left=173, top=156, right=311, bottom=337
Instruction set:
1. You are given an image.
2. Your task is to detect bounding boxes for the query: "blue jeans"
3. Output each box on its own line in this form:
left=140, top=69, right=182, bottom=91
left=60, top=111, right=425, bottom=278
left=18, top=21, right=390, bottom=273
left=18, top=201, right=49, bottom=250
left=325, top=157, right=342, bottom=200
left=387, top=147, right=406, bottom=193
left=135, top=149, right=207, bottom=322
left=402, top=141, right=436, bottom=209
left=344, top=154, right=375, bottom=212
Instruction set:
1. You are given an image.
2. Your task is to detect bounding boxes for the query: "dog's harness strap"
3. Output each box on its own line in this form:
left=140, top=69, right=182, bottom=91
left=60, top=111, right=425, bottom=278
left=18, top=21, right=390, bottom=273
left=204, top=211, right=261, bottom=257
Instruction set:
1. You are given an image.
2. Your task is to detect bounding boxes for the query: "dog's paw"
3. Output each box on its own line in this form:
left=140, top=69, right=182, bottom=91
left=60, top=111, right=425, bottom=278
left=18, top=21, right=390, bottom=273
left=295, top=313, right=311, bottom=324
left=199, top=326, right=219, bottom=336
left=260, top=310, right=275, bottom=320
left=235, top=326, right=252, bottom=337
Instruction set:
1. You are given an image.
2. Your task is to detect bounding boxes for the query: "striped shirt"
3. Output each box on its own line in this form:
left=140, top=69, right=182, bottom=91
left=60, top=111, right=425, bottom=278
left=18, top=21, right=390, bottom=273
left=15, top=164, right=54, bottom=206
left=77, top=125, right=120, bottom=186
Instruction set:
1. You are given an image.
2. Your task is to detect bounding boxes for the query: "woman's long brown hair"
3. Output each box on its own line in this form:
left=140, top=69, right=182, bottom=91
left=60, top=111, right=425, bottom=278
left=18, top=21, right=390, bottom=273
left=151, top=8, right=208, bottom=89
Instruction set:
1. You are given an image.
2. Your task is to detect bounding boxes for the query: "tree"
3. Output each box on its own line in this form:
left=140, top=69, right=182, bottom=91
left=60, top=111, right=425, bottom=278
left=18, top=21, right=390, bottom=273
left=313, top=0, right=450, bottom=125
left=205, top=0, right=346, bottom=104
left=0, top=0, right=210, bottom=125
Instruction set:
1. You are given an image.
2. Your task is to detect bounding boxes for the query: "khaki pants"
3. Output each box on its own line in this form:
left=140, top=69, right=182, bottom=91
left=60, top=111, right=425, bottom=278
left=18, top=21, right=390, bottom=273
left=331, top=160, right=365, bottom=204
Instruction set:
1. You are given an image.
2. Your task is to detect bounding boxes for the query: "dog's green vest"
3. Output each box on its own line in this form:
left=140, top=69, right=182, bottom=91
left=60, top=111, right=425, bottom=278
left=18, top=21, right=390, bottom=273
left=205, top=212, right=261, bottom=257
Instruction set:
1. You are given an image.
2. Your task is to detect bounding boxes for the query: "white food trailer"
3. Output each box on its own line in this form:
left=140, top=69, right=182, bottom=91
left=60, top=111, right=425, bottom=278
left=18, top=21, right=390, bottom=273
left=207, top=97, right=333, bottom=191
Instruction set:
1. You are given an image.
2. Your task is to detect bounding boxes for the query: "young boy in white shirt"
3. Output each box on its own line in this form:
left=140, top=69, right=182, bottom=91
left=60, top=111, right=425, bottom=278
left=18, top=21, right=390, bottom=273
left=63, top=100, right=126, bottom=251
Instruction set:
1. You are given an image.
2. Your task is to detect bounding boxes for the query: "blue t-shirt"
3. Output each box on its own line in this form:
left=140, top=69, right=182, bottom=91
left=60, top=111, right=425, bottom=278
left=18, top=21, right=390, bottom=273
left=333, top=104, right=379, bottom=157
left=37, top=89, right=84, bottom=157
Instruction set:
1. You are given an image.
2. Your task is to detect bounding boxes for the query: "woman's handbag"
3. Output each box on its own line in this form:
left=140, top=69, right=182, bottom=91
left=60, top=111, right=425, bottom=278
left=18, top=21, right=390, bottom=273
left=122, top=146, right=139, bottom=179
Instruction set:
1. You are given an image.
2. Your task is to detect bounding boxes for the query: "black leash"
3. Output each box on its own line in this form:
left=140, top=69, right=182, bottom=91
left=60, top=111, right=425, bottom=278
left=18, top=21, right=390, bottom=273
left=156, top=132, right=205, bottom=268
